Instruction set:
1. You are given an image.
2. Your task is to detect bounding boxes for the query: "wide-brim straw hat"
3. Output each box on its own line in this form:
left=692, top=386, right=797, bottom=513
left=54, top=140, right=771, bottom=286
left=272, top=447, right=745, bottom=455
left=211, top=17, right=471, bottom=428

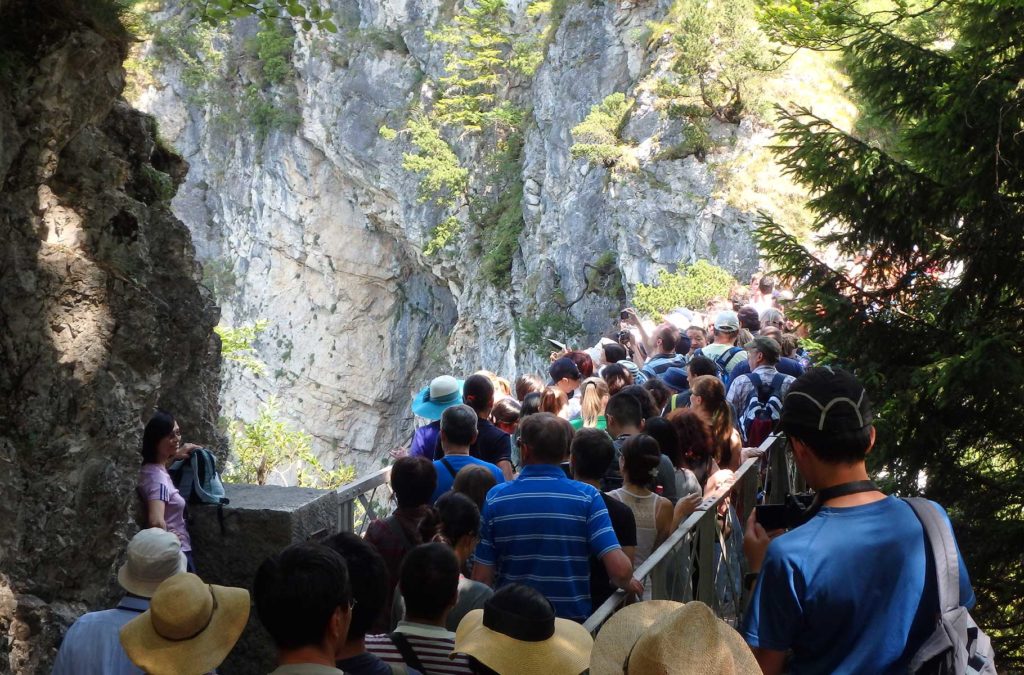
left=454, top=607, right=594, bottom=675
left=591, top=600, right=759, bottom=675
left=120, top=573, right=250, bottom=675
left=411, top=375, right=465, bottom=420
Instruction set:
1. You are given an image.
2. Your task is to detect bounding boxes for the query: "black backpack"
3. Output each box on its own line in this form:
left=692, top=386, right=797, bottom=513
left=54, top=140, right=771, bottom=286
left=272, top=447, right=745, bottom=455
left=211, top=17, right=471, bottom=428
left=904, top=498, right=996, bottom=674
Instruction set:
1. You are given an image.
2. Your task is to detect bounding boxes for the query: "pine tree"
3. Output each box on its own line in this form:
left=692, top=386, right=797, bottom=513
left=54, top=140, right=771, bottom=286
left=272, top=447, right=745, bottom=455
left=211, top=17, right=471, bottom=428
left=754, top=1, right=1024, bottom=665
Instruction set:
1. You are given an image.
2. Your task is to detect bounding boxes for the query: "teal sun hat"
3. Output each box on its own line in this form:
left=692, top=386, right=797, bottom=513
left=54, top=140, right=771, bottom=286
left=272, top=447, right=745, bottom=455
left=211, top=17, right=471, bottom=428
left=411, top=375, right=465, bottom=421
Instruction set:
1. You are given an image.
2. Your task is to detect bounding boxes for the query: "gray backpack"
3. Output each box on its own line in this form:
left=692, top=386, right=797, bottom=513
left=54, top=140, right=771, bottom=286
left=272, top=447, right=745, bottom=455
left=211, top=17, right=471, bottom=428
left=904, top=498, right=996, bottom=674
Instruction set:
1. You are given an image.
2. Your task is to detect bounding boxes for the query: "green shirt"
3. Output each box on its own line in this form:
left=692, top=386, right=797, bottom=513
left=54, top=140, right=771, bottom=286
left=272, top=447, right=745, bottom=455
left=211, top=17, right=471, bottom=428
left=570, top=415, right=607, bottom=431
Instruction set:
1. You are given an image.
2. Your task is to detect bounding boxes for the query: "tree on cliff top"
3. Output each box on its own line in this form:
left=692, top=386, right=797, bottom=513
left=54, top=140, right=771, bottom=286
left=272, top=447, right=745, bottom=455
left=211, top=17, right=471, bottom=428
left=754, top=0, right=1024, bottom=665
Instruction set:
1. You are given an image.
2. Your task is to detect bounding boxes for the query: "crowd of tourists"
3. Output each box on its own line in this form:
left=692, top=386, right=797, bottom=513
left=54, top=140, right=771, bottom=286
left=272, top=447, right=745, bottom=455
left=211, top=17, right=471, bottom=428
left=52, top=276, right=988, bottom=674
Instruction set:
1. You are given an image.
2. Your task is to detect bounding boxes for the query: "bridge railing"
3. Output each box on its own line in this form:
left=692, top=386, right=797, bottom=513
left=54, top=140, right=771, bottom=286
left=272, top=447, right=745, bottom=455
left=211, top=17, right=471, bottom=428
left=335, top=466, right=393, bottom=535
left=582, top=433, right=790, bottom=635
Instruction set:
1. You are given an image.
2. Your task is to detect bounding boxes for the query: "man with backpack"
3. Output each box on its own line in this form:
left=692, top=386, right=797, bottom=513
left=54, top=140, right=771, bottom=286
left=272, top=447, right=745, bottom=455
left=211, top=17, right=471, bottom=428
left=742, top=367, right=990, bottom=674
left=693, top=311, right=747, bottom=388
left=430, top=404, right=505, bottom=503
left=727, top=337, right=795, bottom=448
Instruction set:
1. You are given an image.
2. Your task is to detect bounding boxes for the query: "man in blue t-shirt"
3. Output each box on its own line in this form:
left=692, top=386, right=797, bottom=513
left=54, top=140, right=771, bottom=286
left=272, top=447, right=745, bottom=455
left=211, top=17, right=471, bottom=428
left=431, top=404, right=505, bottom=503
left=472, top=413, right=644, bottom=620
left=742, top=367, right=976, bottom=675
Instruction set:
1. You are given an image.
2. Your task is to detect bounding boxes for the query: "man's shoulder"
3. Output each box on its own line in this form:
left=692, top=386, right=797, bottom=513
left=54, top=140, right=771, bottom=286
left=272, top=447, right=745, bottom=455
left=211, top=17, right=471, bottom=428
left=477, top=419, right=509, bottom=442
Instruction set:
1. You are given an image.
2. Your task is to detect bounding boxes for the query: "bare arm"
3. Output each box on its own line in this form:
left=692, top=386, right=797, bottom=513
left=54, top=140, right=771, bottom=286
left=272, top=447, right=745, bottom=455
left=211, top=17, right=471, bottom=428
left=471, top=561, right=495, bottom=587
left=728, top=430, right=743, bottom=471
left=497, top=459, right=513, bottom=482
left=147, top=499, right=167, bottom=530
left=752, top=647, right=786, bottom=675
left=601, top=548, right=644, bottom=595
left=671, top=493, right=702, bottom=530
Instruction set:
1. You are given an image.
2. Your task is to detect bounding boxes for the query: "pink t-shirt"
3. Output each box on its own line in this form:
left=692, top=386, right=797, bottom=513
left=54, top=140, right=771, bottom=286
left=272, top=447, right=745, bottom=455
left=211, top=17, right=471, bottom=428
left=138, top=464, right=191, bottom=552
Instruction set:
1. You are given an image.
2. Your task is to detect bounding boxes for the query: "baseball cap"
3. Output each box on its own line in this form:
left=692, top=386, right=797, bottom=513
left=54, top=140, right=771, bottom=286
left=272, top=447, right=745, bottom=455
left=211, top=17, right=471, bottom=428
left=549, top=356, right=582, bottom=383
left=744, top=336, right=781, bottom=362
left=781, top=366, right=873, bottom=434
left=714, top=310, right=739, bottom=332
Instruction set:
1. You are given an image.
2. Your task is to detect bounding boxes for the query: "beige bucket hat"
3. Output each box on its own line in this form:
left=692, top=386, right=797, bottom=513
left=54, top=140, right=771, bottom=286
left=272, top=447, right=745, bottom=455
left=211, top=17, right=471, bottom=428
left=117, top=528, right=188, bottom=598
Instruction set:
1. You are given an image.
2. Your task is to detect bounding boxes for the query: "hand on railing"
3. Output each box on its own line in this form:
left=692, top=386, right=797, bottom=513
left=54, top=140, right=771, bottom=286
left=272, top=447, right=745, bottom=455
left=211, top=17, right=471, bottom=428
left=388, top=445, right=408, bottom=459
left=671, top=493, right=703, bottom=530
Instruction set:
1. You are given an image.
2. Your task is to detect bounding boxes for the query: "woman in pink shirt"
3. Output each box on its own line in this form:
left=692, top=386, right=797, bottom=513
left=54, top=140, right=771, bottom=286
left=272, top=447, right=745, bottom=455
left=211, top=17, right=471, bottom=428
left=138, top=410, right=199, bottom=571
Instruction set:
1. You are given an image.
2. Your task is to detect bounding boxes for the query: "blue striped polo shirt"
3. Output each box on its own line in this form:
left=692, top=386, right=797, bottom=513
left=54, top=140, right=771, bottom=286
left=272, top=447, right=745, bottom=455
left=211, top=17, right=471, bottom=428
left=475, top=464, right=621, bottom=621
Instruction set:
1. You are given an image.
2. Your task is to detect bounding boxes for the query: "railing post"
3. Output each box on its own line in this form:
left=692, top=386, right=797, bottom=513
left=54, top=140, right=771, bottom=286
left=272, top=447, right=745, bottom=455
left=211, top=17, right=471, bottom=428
left=767, top=435, right=790, bottom=504
left=694, top=509, right=716, bottom=605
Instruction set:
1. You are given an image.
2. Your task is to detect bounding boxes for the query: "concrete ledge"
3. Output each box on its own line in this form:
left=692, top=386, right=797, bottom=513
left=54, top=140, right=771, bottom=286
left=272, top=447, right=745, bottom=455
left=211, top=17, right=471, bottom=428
left=190, top=483, right=341, bottom=674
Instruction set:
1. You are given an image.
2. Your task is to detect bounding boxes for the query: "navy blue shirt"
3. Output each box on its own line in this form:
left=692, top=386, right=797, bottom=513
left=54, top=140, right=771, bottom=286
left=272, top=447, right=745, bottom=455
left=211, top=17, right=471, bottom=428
left=470, top=418, right=512, bottom=466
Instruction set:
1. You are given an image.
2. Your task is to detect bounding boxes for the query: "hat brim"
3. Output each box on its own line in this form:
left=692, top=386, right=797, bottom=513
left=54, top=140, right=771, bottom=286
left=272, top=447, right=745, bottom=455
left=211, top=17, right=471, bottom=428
left=411, top=380, right=465, bottom=420
left=117, top=552, right=188, bottom=598
left=590, top=601, right=683, bottom=675
left=454, top=608, right=593, bottom=675
left=119, top=584, right=250, bottom=675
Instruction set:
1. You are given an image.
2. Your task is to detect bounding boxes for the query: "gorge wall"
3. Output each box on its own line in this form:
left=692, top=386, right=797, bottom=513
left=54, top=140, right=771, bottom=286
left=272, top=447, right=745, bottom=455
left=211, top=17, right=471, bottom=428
left=132, top=0, right=806, bottom=475
left=0, top=1, right=223, bottom=670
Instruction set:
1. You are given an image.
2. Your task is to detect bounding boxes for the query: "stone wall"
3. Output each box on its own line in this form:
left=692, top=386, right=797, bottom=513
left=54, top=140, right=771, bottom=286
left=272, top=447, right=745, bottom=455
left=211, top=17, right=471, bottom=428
left=0, top=2, right=223, bottom=671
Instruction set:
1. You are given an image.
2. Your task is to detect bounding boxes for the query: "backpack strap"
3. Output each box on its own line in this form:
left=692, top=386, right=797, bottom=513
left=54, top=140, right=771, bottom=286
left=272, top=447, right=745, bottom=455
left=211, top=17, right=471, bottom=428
left=747, top=372, right=764, bottom=400
left=718, top=346, right=743, bottom=368
left=385, top=515, right=415, bottom=552
left=904, top=498, right=961, bottom=614
left=388, top=632, right=426, bottom=672
left=440, top=458, right=459, bottom=479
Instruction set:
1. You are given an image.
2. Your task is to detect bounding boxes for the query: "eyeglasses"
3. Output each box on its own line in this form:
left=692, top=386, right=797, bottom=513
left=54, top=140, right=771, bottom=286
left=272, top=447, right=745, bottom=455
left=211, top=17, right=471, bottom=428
left=348, top=597, right=358, bottom=610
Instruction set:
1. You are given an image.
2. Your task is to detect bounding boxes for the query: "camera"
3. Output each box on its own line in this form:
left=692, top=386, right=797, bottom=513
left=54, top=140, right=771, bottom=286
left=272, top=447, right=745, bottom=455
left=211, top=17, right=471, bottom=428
left=755, top=492, right=816, bottom=530
left=620, top=310, right=630, bottom=320
left=616, top=330, right=632, bottom=344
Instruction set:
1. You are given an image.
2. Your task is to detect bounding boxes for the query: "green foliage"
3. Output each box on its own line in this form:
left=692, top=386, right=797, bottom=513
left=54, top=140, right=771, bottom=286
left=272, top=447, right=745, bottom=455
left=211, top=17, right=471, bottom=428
left=519, top=311, right=585, bottom=357
left=424, top=216, right=462, bottom=256
left=215, top=321, right=268, bottom=376
left=248, top=23, right=294, bottom=85
left=244, top=85, right=301, bottom=142
left=754, top=2, right=1024, bottom=665
left=224, top=398, right=354, bottom=488
left=570, top=93, right=637, bottom=171
left=633, top=260, right=737, bottom=320
left=472, top=131, right=526, bottom=285
left=201, top=257, right=237, bottom=302
left=185, top=0, right=338, bottom=32
left=402, top=115, right=469, bottom=208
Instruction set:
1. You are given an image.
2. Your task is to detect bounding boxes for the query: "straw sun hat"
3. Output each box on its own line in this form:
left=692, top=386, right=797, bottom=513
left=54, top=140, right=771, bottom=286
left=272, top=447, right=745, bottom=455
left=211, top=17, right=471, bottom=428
left=120, top=572, right=250, bottom=675
left=590, top=601, right=760, bottom=675
left=453, top=600, right=594, bottom=674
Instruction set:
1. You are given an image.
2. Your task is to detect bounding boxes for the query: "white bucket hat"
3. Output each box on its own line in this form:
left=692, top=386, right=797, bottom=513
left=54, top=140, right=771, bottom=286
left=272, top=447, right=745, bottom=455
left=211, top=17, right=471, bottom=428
left=117, top=528, right=188, bottom=598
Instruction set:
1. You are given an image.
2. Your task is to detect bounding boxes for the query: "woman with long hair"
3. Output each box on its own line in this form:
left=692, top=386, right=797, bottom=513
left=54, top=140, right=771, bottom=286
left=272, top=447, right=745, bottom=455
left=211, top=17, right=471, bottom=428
left=689, top=375, right=742, bottom=471
left=539, top=386, right=569, bottom=419
left=601, top=363, right=633, bottom=396
left=666, top=407, right=720, bottom=491
left=571, top=377, right=609, bottom=430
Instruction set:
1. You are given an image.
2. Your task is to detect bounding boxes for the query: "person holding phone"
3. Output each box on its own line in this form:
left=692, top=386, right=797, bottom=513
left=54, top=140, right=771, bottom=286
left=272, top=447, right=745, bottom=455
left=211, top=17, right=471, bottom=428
left=742, top=368, right=976, bottom=675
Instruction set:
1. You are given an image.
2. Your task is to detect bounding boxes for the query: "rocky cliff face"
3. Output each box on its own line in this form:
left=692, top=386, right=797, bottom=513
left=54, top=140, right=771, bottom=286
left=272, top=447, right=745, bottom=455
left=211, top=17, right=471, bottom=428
left=0, top=2, right=222, bottom=671
left=134, top=0, right=768, bottom=474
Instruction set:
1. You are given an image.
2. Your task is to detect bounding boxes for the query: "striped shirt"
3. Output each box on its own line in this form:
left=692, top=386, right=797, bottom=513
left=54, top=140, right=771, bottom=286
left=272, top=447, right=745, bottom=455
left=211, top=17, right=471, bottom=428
left=475, top=464, right=621, bottom=621
left=641, top=352, right=686, bottom=378
left=366, top=622, right=472, bottom=675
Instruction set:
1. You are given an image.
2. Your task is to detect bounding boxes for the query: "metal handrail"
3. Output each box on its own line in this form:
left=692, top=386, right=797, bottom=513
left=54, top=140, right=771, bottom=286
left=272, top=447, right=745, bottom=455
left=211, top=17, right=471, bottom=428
left=335, top=466, right=393, bottom=535
left=582, top=433, right=788, bottom=634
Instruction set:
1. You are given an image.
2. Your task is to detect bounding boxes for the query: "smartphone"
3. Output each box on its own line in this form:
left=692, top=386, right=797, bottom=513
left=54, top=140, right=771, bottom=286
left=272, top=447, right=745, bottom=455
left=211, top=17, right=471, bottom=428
left=755, top=504, right=790, bottom=531
left=545, top=337, right=567, bottom=352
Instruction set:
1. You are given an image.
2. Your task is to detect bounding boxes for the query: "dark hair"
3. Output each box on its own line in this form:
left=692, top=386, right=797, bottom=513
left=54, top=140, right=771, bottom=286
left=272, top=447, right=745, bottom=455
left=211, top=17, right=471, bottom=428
left=391, top=456, right=437, bottom=508
left=674, top=333, right=692, bottom=356
left=642, top=378, right=672, bottom=412
left=687, top=355, right=717, bottom=378
left=643, top=416, right=681, bottom=468
left=441, top=404, right=479, bottom=447
left=666, top=408, right=715, bottom=470
left=254, top=543, right=351, bottom=650
left=423, top=490, right=480, bottom=544
left=463, top=375, right=495, bottom=414
left=601, top=363, right=632, bottom=396
left=520, top=392, right=542, bottom=418
left=519, top=412, right=572, bottom=464
left=570, top=428, right=615, bottom=481
left=141, top=410, right=175, bottom=464
left=759, top=275, right=775, bottom=294
left=784, top=425, right=874, bottom=464
left=618, top=384, right=659, bottom=420
left=738, top=305, right=761, bottom=332
left=619, top=434, right=662, bottom=489
left=602, top=342, right=627, bottom=364
left=400, top=543, right=460, bottom=622
left=605, top=392, right=643, bottom=429
left=566, top=351, right=594, bottom=379
left=514, top=375, right=545, bottom=401
left=321, top=533, right=388, bottom=639
left=451, top=464, right=498, bottom=511
left=490, top=397, right=521, bottom=426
